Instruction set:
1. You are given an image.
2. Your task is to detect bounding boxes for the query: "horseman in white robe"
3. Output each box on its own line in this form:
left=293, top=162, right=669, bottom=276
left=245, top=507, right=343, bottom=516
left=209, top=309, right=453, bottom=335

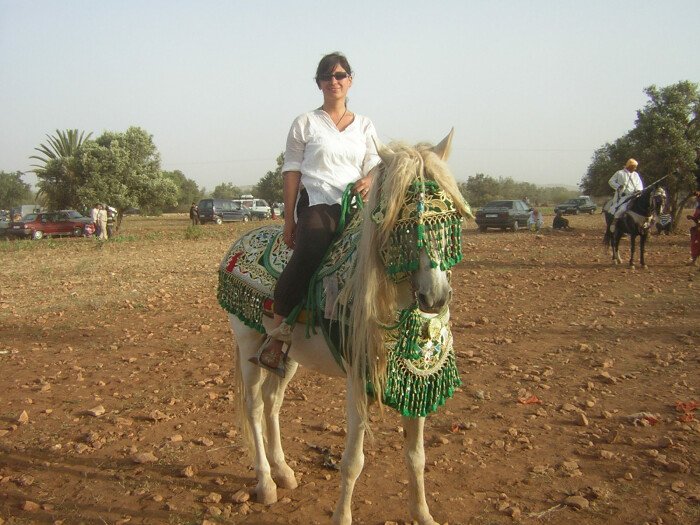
left=609, top=158, right=643, bottom=232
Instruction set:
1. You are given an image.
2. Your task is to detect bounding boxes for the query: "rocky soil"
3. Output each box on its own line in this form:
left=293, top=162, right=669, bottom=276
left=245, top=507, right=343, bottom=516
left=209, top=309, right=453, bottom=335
left=0, top=213, right=698, bottom=525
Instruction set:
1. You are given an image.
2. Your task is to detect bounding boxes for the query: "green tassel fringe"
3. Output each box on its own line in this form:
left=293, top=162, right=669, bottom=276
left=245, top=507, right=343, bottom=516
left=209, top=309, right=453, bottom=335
left=217, top=270, right=267, bottom=334
left=381, top=307, right=462, bottom=418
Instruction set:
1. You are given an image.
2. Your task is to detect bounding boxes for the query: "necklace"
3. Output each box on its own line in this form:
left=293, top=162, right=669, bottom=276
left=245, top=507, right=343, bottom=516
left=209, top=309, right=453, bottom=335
left=321, top=106, right=348, bottom=128
left=334, top=108, right=347, bottom=127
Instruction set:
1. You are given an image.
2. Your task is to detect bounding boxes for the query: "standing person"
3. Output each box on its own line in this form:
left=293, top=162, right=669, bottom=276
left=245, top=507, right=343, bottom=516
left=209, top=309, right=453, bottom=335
left=250, top=52, right=381, bottom=376
left=609, top=158, right=644, bottom=232
left=189, top=202, right=200, bottom=225
left=97, top=204, right=108, bottom=240
left=106, top=207, right=116, bottom=237
left=687, top=191, right=700, bottom=267
left=90, top=204, right=99, bottom=236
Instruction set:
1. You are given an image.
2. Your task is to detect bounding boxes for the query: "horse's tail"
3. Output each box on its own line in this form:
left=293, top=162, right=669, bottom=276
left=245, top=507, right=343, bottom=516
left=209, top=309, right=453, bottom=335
left=602, top=211, right=613, bottom=249
left=230, top=334, right=259, bottom=460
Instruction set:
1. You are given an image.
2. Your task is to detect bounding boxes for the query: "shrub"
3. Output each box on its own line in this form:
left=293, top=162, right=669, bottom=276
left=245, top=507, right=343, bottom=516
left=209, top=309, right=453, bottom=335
left=184, top=225, right=203, bottom=240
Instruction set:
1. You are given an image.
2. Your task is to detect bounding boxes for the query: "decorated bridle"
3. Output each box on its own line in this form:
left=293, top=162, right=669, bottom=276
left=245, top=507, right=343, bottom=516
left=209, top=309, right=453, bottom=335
left=372, top=178, right=464, bottom=283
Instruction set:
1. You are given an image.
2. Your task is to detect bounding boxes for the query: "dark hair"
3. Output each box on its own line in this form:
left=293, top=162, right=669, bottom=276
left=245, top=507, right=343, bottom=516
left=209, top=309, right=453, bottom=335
left=315, top=52, right=352, bottom=87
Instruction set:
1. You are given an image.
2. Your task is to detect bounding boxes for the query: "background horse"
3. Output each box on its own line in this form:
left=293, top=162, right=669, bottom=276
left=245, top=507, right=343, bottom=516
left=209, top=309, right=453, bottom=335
left=219, top=131, right=471, bottom=525
left=609, top=186, right=666, bottom=268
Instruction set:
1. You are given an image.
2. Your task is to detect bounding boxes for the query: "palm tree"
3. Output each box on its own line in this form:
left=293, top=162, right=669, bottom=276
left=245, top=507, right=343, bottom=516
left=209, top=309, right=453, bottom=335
left=30, top=129, right=92, bottom=171
left=31, top=129, right=92, bottom=210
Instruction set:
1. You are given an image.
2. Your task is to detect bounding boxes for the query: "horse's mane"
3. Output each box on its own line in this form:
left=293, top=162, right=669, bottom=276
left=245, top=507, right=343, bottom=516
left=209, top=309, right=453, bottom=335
left=341, top=141, right=469, bottom=424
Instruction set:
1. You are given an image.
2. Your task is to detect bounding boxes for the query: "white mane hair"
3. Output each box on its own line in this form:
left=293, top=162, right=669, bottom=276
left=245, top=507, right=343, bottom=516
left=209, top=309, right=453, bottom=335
left=340, top=131, right=471, bottom=424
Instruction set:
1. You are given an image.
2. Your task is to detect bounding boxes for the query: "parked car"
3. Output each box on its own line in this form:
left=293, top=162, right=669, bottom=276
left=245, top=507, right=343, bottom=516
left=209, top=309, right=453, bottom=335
left=197, top=198, right=251, bottom=224
left=475, top=200, right=532, bottom=232
left=234, top=197, right=271, bottom=220
left=6, top=210, right=95, bottom=240
left=554, top=196, right=597, bottom=215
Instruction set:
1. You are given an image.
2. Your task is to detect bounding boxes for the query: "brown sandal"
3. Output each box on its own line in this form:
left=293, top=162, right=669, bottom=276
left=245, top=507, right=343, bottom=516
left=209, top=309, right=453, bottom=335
left=248, top=335, right=291, bottom=377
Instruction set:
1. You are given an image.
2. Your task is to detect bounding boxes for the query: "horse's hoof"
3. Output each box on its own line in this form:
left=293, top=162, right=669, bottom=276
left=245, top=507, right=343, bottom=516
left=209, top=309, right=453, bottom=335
left=412, top=514, right=439, bottom=525
left=331, top=512, right=352, bottom=525
left=256, top=483, right=278, bottom=505
left=642, top=264, right=649, bottom=270
left=629, top=265, right=636, bottom=271
left=273, top=466, right=298, bottom=490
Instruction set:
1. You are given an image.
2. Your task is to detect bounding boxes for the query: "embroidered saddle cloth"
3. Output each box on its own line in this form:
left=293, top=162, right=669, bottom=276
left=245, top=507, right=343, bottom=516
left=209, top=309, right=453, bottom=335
left=217, top=211, right=461, bottom=417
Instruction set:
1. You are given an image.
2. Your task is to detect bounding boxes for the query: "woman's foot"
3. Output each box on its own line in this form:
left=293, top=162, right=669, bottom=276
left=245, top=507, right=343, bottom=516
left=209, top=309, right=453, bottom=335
left=686, top=257, right=698, bottom=266
left=259, top=339, right=285, bottom=368
left=249, top=337, right=287, bottom=377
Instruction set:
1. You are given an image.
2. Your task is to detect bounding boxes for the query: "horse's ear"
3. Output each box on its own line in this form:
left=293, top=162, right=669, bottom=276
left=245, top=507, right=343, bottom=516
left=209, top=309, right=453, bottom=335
left=372, top=136, right=394, bottom=165
left=431, top=128, right=454, bottom=160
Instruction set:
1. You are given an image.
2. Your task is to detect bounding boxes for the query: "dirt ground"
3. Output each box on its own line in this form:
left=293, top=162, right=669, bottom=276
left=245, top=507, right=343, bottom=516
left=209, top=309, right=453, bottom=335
left=0, top=213, right=698, bottom=525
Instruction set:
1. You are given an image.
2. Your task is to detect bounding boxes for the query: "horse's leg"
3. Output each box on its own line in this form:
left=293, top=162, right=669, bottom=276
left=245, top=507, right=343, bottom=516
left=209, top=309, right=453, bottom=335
left=629, top=233, right=637, bottom=269
left=612, top=231, right=622, bottom=264
left=262, top=360, right=299, bottom=490
left=332, top=380, right=365, bottom=525
left=239, top=358, right=280, bottom=505
left=640, top=232, right=648, bottom=269
left=403, top=416, right=438, bottom=525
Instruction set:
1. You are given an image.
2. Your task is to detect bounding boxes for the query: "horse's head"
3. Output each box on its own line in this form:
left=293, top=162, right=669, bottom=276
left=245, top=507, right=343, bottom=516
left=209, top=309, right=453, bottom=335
left=370, top=130, right=472, bottom=314
left=631, top=185, right=667, bottom=219
left=343, top=130, right=473, bottom=420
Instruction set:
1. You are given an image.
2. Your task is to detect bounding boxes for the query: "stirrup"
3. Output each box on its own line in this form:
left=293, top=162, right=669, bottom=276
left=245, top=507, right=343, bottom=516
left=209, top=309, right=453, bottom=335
left=248, top=324, right=293, bottom=378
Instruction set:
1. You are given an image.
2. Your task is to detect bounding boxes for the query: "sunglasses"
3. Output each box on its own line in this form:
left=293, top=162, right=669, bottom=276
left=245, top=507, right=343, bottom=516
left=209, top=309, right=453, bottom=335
left=317, top=72, right=349, bottom=82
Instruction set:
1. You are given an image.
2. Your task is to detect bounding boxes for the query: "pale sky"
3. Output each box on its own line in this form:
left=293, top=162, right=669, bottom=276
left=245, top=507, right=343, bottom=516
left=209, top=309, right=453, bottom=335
left=1, top=0, right=699, bottom=192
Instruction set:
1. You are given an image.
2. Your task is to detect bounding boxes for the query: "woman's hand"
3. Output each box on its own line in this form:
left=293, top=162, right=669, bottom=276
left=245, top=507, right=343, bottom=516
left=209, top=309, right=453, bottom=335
left=354, top=173, right=374, bottom=202
left=283, top=220, right=296, bottom=249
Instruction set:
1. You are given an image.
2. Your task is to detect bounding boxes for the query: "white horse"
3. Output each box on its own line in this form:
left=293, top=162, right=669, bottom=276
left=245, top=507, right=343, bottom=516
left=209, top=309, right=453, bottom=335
left=218, top=130, right=472, bottom=525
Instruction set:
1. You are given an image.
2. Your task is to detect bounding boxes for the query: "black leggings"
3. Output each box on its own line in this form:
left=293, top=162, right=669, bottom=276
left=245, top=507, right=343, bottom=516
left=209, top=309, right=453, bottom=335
left=273, top=190, right=341, bottom=317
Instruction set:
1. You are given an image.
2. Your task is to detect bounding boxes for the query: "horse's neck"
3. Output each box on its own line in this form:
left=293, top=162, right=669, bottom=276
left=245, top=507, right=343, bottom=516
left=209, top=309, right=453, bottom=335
left=629, top=193, right=651, bottom=216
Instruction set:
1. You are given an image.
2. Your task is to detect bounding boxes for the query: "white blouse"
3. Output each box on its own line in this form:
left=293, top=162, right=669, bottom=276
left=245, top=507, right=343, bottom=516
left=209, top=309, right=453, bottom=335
left=282, top=109, right=381, bottom=206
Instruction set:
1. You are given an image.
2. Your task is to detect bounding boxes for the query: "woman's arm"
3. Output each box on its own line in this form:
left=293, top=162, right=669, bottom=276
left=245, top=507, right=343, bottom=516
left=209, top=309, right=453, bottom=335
left=353, top=165, right=378, bottom=202
left=282, top=171, right=301, bottom=248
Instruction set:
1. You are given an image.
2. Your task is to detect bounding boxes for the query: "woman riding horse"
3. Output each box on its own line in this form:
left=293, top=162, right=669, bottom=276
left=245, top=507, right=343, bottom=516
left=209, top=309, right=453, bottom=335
left=219, top=130, right=471, bottom=525
left=251, top=52, right=379, bottom=377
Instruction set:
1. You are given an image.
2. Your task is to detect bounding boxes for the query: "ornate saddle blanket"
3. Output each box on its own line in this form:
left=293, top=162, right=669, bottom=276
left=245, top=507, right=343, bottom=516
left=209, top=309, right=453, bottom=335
left=217, top=212, right=461, bottom=417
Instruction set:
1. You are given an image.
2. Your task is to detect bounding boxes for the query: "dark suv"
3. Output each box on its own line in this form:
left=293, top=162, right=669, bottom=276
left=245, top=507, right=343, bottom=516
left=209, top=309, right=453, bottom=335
left=197, top=198, right=251, bottom=224
left=554, top=196, right=597, bottom=215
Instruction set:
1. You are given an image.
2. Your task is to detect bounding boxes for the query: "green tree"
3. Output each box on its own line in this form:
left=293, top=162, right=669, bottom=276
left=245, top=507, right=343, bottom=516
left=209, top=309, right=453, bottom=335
left=32, top=129, right=92, bottom=210
left=75, top=127, right=178, bottom=232
left=580, top=136, right=636, bottom=198
left=30, top=129, right=92, bottom=168
left=460, top=173, right=578, bottom=208
left=212, top=182, right=242, bottom=199
left=581, top=81, right=700, bottom=229
left=459, top=173, right=501, bottom=207
left=254, top=153, right=284, bottom=205
left=629, top=81, right=700, bottom=225
left=0, top=171, right=34, bottom=210
left=162, top=170, right=204, bottom=212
